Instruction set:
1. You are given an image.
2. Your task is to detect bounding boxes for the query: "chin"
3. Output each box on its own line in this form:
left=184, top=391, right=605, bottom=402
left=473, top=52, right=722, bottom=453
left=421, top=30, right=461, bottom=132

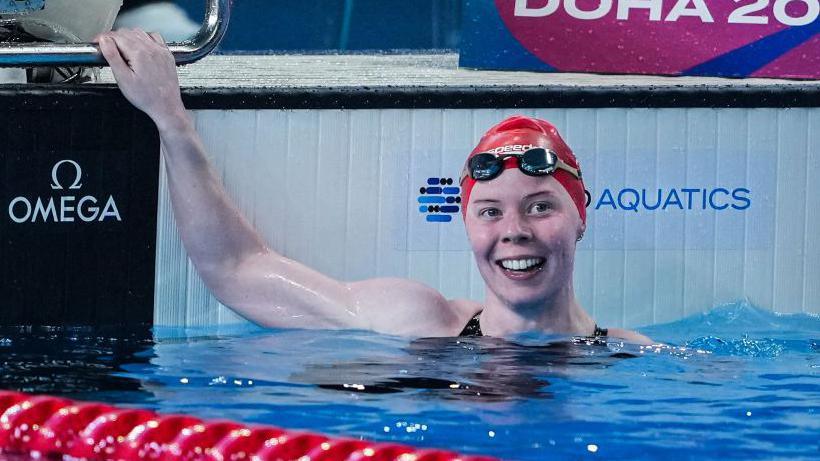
left=496, top=289, right=550, bottom=311
left=486, top=276, right=550, bottom=309
left=488, top=265, right=571, bottom=310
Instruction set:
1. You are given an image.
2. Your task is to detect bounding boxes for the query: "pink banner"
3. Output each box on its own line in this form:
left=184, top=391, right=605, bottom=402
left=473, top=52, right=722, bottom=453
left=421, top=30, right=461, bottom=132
left=461, top=0, right=820, bottom=78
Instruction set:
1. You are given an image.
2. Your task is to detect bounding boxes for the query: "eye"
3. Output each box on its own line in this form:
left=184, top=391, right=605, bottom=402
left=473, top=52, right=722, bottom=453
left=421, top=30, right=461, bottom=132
left=527, top=201, right=552, bottom=215
left=478, top=207, right=502, bottom=219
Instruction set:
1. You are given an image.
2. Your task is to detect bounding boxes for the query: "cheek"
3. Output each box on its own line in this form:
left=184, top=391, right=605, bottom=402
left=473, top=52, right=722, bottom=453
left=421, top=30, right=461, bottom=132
left=540, top=223, right=577, bottom=254
left=465, top=220, right=491, bottom=253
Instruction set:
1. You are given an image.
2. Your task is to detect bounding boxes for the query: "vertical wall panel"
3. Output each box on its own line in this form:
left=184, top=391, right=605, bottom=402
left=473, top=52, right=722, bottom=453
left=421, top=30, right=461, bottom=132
left=592, top=109, right=627, bottom=328
left=155, top=107, right=820, bottom=331
left=804, top=110, right=820, bottom=314
left=314, top=111, right=351, bottom=279
left=713, top=111, right=748, bottom=304
left=378, top=110, right=412, bottom=279
left=683, top=109, right=718, bottom=316
left=565, top=109, right=598, bottom=318
left=284, top=112, right=320, bottom=264
left=773, top=109, right=808, bottom=313
left=407, top=110, right=444, bottom=291
left=744, top=109, right=778, bottom=310
left=344, top=111, right=382, bottom=282
left=653, top=109, right=687, bottom=324
left=253, top=111, right=290, bottom=253
left=624, top=110, right=657, bottom=327
left=154, top=150, right=187, bottom=327
left=438, top=110, right=474, bottom=300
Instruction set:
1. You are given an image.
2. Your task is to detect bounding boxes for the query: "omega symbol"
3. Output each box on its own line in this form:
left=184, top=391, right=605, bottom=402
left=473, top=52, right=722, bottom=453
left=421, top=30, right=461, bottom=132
left=50, top=159, right=83, bottom=190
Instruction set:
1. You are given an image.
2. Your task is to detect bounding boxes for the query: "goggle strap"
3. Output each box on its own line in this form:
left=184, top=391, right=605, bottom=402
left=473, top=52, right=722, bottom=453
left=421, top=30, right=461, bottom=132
left=555, top=158, right=581, bottom=179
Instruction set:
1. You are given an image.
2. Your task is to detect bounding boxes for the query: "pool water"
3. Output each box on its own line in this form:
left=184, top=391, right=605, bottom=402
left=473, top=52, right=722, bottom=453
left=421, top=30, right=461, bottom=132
left=0, top=301, right=817, bottom=460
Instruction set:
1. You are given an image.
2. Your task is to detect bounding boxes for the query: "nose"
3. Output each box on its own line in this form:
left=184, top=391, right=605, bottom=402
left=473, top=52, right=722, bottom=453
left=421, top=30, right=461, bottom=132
left=501, top=212, right=532, bottom=244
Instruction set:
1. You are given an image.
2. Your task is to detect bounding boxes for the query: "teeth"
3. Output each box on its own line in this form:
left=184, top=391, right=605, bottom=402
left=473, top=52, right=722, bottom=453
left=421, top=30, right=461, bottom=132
left=500, top=258, right=543, bottom=271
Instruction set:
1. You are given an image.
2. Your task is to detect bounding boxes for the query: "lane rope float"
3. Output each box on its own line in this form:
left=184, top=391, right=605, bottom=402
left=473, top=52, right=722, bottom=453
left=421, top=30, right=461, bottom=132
left=0, top=391, right=497, bottom=460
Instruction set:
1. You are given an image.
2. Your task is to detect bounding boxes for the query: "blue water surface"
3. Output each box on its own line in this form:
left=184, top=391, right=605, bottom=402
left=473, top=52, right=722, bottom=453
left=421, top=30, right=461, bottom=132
left=0, top=301, right=818, bottom=460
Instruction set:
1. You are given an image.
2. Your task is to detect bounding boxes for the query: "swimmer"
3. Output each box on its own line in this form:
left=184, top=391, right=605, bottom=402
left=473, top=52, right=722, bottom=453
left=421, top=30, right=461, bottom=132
left=95, top=29, right=652, bottom=344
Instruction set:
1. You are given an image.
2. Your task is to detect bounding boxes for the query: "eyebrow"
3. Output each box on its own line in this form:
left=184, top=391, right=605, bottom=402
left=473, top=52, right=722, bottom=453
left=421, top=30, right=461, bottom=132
left=523, top=190, right=557, bottom=201
left=471, top=190, right=557, bottom=204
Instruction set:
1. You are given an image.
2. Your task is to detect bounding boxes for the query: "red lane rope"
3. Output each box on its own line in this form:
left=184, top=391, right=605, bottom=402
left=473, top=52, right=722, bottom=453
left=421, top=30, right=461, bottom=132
left=0, top=391, right=497, bottom=460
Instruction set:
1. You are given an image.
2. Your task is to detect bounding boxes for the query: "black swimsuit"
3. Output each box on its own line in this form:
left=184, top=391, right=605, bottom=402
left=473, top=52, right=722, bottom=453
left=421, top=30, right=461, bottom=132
left=458, top=313, right=608, bottom=338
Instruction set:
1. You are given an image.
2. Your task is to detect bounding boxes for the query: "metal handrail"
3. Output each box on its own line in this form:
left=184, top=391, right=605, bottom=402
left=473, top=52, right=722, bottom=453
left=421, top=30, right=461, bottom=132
left=0, top=0, right=230, bottom=67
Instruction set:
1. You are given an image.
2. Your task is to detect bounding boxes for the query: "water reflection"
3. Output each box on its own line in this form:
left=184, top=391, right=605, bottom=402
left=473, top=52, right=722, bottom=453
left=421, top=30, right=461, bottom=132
left=294, top=335, right=638, bottom=402
left=0, top=326, right=154, bottom=402
left=0, top=325, right=640, bottom=406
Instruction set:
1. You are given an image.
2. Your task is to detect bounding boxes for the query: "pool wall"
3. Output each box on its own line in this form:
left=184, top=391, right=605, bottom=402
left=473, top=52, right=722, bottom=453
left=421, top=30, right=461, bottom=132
left=3, top=54, right=817, bottom=331
left=154, top=105, right=820, bottom=330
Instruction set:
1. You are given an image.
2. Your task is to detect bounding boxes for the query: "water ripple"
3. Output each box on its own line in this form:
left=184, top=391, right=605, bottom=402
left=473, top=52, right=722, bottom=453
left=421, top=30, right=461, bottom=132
left=0, top=302, right=818, bottom=460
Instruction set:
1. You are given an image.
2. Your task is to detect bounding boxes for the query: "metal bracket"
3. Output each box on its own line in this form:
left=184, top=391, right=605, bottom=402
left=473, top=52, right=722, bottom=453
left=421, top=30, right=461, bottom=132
left=0, top=0, right=230, bottom=67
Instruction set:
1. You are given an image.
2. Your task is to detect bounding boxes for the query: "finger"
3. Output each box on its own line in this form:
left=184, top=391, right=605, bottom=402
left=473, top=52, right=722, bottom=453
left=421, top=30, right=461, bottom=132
left=106, top=30, right=150, bottom=65
left=115, top=28, right=145, bottom=48
left=131, top=27, right=152, bottom=41
left=98, top=35, right=134, bottom=82
left=148, top=32, right=166, bottom=46
left=92, top=30, right=119, bottom=44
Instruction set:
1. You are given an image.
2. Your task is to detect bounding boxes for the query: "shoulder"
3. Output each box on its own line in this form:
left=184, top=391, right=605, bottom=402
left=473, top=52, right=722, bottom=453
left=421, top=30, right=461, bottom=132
left=606, top=327, right=654, bottom=345
left=448, top=298, right=483, bottom=320
left=346, top=278, right=478, bottom=337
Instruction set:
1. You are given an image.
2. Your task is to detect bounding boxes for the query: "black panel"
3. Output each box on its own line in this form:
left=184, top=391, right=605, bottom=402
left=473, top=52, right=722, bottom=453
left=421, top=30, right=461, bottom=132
left=0, top=90, right=159, bottom=326
left=2, top=84, right=819, bottom=111
left=178, top=85, right=820, bottom=110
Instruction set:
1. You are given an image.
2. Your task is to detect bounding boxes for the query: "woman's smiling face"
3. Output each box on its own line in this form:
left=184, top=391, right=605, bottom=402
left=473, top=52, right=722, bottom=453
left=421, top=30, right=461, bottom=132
left=464, top=167, right=584, bottom=310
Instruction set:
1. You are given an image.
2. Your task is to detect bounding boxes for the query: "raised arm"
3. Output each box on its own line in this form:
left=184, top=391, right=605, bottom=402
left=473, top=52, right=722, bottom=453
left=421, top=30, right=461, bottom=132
left=96, top=30, right=470, bottom=336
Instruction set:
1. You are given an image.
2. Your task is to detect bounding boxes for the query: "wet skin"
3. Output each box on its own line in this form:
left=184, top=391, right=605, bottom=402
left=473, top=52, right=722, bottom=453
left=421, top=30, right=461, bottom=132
left=465, top=169, right=583, bottom=313
left=461, top=160, right=598, bottom=337
left=96, top=29, right=651, bottom=343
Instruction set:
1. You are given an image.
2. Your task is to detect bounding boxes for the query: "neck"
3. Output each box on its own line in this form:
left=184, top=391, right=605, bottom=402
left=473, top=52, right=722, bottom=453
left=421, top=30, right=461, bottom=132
left=480, top=285, right=595, bottom=337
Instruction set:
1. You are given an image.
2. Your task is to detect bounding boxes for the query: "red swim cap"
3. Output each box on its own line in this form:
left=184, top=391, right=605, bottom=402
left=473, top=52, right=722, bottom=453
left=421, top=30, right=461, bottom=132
left=460, top=115, right=586, bottom=224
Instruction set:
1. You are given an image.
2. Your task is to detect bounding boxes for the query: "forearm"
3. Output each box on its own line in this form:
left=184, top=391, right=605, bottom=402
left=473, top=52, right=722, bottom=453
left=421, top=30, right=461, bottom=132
left=97, top=30, right=379, bottom=330
left=156, top=110, right=268, bottom=279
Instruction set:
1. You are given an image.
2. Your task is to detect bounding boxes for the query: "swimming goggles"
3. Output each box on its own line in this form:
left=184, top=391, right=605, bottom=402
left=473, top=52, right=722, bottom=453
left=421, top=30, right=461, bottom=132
left=460, top=147, right=582, bottom=183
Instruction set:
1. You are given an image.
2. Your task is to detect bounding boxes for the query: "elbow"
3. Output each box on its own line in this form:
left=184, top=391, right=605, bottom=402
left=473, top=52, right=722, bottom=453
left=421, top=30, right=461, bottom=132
left=192, top=254, right=251, bottom=307
left=196, top=260, right=235, bottom=293
left=200, top=267, right=242, bottom=309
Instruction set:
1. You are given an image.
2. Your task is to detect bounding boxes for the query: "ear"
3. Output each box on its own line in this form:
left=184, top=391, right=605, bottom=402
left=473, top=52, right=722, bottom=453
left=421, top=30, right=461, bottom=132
left=576, top=221, right=586, bottom=242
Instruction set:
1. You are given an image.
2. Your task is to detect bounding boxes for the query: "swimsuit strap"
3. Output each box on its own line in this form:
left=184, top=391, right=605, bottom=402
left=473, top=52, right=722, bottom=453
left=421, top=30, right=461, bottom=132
left=459, top=313, right=483, bottom=337
left=458, top=313, right=607, bottom=339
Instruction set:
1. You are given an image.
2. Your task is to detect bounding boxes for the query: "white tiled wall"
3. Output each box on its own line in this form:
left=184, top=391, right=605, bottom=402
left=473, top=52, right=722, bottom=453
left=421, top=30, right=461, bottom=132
left=154, top=108, right=820, bottom=330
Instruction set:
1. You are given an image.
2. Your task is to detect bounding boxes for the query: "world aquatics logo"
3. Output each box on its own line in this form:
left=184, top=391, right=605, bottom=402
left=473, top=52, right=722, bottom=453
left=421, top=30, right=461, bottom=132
left=418, top=177, right=460, bottom=222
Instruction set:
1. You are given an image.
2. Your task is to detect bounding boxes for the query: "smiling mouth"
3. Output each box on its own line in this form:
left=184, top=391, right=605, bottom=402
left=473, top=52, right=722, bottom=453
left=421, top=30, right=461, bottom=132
left=496, top=257, right=545, bottom=273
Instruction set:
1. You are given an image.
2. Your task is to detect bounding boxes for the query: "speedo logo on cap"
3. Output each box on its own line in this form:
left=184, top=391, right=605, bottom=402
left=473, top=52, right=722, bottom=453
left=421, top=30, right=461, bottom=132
left=485, top=144, right=534, bottom=154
